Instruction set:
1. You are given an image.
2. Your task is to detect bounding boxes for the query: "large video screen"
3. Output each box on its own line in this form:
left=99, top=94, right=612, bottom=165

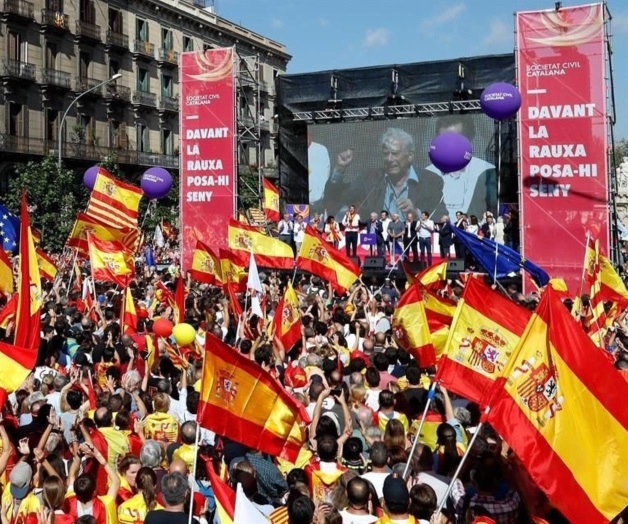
left=307, top=113, right=499, bottom=222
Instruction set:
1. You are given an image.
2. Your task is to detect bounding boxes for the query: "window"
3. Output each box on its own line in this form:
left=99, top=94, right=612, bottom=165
left=137, top=67, right=149, bottom=92
left=161, top=74, right=172, bottom=97
left=203, top=42, right=212, bottom=52
left=136, top=18, right=148, bottom=41
left=46, top=0, right=63, bottom=11
left=108, top=8, right=123, bottom=33
left=79, top=0, right=95, bottom=23
left=137, top=123, right=149, bottom=152
left=7, top=103, right=25, bottom=136
left=161, top=128, right=173, bottom=155
left=109, top=58, right=120, bottom=78
left=161, top=28, right=173, bottom=50
left=7, top=31, right=25, bottom=62
left=183, top=35, right=193, bottom=52
left=46, top=109, right=59, bottom=141
left=110, top=120, right=128, bottom=149
left=79, top=51, right=90, bottom=78
left=45, top=42, right=57, bottom=69
left=79, top=114, right=96, bottom=145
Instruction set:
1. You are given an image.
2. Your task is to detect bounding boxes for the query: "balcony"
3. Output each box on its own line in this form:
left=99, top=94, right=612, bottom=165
left=105, top=29, right=128, bottom=51
left=74, top=76, right=103, bottom=96
left=132, top=40, right=154, bottom=61
left=104, top=83, right=131, bottom=104
left=158, top=95, right=179, bottom=113
left=2, top=0, right=34, bottom=23
left=0, top=59, right=36, bottom=83
left=40, top=8, right=68, bottom=33
left=132, top=90, right=156, bottom=108
left=157, top=48, right=179, bottom=68
left=138, top=151, right=179, bottom=168
left=40, top=68, right=71, bottom=89
left=75, top=20, right=100, bottom=42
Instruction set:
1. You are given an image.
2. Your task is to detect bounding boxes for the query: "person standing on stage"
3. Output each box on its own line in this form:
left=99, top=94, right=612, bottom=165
left=437, top=215, right=454, bottom=259
left=368, top=212, right=385, bottom=256
left=277, top=213, right=294, bottom=248
left=418, top=211, right=435, bottom=268
left=387, top=213, right=404, bottom=265
left=293, top=214, right=306, bottom=255
left=403, top=212, right=418, bottom=263
left=324, top=216, right=342, bottom=248
left=380, top=211, right=391, bottom=256
left=342, top=205, right=360, bottom=257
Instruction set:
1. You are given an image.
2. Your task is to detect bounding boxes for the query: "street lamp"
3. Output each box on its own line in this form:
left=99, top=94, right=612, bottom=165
left=57, top=73, right=123, bottom=169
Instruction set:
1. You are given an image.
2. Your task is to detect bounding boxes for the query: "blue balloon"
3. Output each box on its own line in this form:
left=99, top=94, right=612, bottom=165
left=83, top=165, right=100, bottom=190
left=428, top=132, right=473, bottom=173
left=141, top=167, right=173, bottom=199
left=480, top=82, right=522, bottom=120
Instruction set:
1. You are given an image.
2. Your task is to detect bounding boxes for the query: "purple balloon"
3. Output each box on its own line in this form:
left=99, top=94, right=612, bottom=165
left=428, top=132, right=473, bottom=173
left=141, top=167, right=173, bottom=199
left=480, top=82, right=522, bottom=120
left=83, top=165, right=100, bottom=190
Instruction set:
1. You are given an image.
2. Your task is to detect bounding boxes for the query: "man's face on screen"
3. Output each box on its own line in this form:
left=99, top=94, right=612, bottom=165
left=383, top=139, right=413, bottom=180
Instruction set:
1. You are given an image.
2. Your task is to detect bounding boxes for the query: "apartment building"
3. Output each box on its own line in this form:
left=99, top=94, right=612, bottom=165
left=0, top=0, right=289, bottom=191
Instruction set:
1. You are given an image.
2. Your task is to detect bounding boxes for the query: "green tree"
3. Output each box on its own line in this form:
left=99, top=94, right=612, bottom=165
left=614, top=138, right=628, bottom=168
left=6, top=156, right=87, bottom=252
left=238, top=165, right=262, bottom=210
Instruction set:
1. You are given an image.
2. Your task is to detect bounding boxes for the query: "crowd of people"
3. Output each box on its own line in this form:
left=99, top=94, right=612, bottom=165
left=0, top=214, right=626, bottom=524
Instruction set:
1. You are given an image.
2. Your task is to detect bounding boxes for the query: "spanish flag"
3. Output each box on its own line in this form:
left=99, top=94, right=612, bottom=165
left=122, top=287, right=138, bottom=335
left=191, top=241, right=222, bottom=285
left=296, top=226, right=360, bottom=293
left=418, top=260, right=448, bottom=290
left=228, top=219, right=294, bottom=270
left=436, top=278, right=531, bottom=405
left=272, top=282, right=301, bottom=350
left=36, top=248, right=57, bottom=282
left=198, top=334, right=309, bottom=462
left=423, top=287, right=457, bottom=358
left=85, top=168, right=143, bottom=229
left=219, top=249, right=247, bottom=293
left=206, top=460, right=235, bottom=524
left=87, top=234, right=135, bottom=288
left=67, top=212, right=140, bottom=256
left=0, top=294, right=17, bottom=331
left=0, top=249, right=12, bottom=294
left=391, top=283, right=435, bottom=367
left=401, top=261, right=418, bottom=286
left=263, top=178, right=280, bottom=222
left=487, top=286, right=628, bottom=523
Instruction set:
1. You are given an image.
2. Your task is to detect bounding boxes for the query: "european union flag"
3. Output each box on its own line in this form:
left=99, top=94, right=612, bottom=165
left=454, top=226, right=550, bottom=287
left=144, top=245, right=156, bottom=267
left=0, top=204, right=20, bottom=254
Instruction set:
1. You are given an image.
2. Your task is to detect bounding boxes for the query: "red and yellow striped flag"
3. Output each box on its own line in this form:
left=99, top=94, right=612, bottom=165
left=85, top=168, right=143, bottom=229
left=0, top=249, right=12, bottom=294
left=36, top=248, right=57, bottom=282
left=0, top=294, right=17, bottom=331
left=423, top=287, right=457, bottom=358
left=122, top=287, right=137, bottom=335
left=219, top=249, right=247, bottom=293
left=206, top=460, right=235, bottom=524
left=436, top=278, right=531, bottom=405
left=67, top=212, right=140, bottom=256
left=87, top=234, right=135, bottom=288
left=228, top=219, right=294, bottom=270
left=418, top=260, right=448, bottom=290
left=392, top=283, right=435, bottom=367
left=272, top=282, right=301, bottom=350
left=296, top=226, right=360, bottom=293
left=263, top=178, right=280, bottom=222
left=198, top=334, right=310, bottom=462
left=191, top=241, right=222, bottom=285
left=487, top=286, right=628, bottom=523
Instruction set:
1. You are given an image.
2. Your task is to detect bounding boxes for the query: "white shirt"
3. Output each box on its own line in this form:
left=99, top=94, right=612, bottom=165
left=293, top=221, right=306, bottom=242
left=278, top=219, right=293, bottom=236
left=45, top=391, right=62, bottom=414
left=361, top=471, right=389, bottom=499
left=340, top=510, right=378, bottom=524
left=343, top=212, right=360, bottom=231
left=380, top=218, right=391, bottom=240
left=416, top=471, right=451, bottom=506
left=384, top=166, right=420, bottom=220
left=308, top=142, right=331, bottom=203
left=418, top=219, right=434, bottom=239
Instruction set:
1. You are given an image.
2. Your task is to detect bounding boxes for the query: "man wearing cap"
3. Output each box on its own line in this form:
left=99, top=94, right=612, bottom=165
left=1, top=460, right=41, bottom=523
left=377, top=474, right=417, bottom=523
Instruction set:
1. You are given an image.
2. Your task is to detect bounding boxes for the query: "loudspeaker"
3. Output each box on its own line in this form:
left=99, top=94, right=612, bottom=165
left=349, top=256, right=361, bottom=268
left=363, top=256, right=385, bottom=270
left=447, top=258, right=465, bottom=272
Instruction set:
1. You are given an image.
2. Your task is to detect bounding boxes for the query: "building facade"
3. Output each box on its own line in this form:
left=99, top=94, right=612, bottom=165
left=0, top=0, right=289, bottom=192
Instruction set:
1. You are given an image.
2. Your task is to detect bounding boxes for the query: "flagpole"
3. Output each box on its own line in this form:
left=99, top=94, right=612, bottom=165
left=433, top=406, right=490, bottom=517
left=403, top=381, right=437, bottom=480
left=576, top=232, right=590, bottom=302
left=188, top=358, right=203, bottom=524
left=66, top=248, right=80, bottom=293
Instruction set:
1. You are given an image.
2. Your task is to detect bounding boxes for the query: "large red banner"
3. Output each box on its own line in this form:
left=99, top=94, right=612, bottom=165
left=180, top=48, right=236, bottom=270
left=517, top=4, right=607, bottom=293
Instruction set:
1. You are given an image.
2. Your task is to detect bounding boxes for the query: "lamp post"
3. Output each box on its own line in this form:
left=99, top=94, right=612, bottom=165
left=57, top=73, right=122, bottom=169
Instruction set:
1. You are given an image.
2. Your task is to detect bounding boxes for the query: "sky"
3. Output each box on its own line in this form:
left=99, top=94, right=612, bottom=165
left=216, top=0, right=628, bottom=139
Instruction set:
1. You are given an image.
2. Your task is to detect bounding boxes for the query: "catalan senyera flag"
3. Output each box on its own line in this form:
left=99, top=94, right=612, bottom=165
left=191, top=241, right=222, bottom=285
left=297, top=226, right=360, bottom=293
left=487, top=286, right=628, bottom=523
left=0, top=249, right=13, bottom=294
left=391, top=283, right=435, bottom=367
left=0, top=193, right=41, bottom=401
left=418, top=260, right=448, bottom=290
left=228, top=219, right=294, bottom=270
left=423, top=287, right=457, bottom=358
left=206, top=461, right=235, bottom=524
left=87, top=234, right=135, bottom=288
left=174, top=276, right=185, bottom=325
left=198, top=334, right=310, bottom=462
left=68, top=212, right=140, bottom=256
left=219, top=249, right=247, bottom=293
left=263, top=178, right=280, bottom=222
left=122, top=287, right=137, bottom=335
left=36, top=248, right=57, bottom=282
left=436, top=278, right=531, bottom=405
left=85, top=168, right=143, bottom=229
left=273, top=282, right=301, bottom=350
